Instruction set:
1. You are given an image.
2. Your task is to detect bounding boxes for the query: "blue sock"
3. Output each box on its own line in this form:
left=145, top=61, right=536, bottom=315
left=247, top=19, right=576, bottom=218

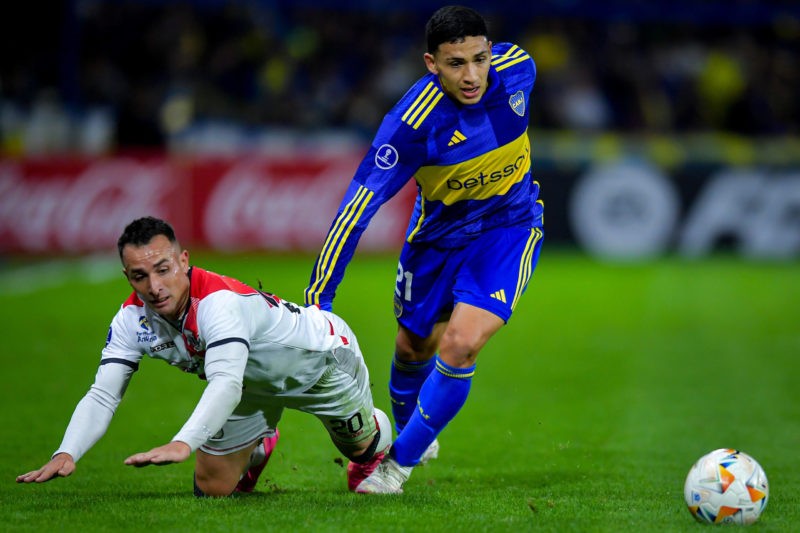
left=391, top=357, right=475, bottom=466
left=389, top=354, right=435, bottom=433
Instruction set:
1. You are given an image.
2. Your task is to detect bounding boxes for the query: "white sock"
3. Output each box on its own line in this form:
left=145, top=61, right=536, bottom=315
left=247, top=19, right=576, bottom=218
left=374, top=408, right=393, bottom=454
left=248, top=439, right=265, bottom=468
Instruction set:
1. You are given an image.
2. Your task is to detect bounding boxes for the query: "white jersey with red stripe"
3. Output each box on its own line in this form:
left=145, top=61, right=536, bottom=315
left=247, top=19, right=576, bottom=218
left=55, top=266, right=355, bottom=461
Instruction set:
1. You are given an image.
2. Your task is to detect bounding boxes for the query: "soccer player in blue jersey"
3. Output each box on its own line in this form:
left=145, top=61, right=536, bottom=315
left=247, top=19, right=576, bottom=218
left=305, top=5, right=544, bottom=493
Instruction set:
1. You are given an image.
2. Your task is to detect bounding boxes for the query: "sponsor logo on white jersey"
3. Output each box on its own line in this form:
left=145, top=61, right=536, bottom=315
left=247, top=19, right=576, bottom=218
left=137, top=315, right=157, bottom=343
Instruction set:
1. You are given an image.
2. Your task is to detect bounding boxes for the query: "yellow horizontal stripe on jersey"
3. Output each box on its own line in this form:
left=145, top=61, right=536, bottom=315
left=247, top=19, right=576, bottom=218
left=493, top=45, right=531, bottom=72
left=306, top=186, right=373, bottom=304
left=414, top=131, right=530, bottom=206
left=511, top=227, right=543, bottom=310
left=492, top=45, right=525, bottom=62
left=495, top=55, right=531, bottom=72
left=491, top=44, right=521, bottom=64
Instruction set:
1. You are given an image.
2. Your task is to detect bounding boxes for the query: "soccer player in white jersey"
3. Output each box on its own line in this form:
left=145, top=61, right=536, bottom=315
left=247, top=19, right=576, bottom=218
left=305, top=6, right=544, bottom=493
left=16, top=216, right=391, bottom=496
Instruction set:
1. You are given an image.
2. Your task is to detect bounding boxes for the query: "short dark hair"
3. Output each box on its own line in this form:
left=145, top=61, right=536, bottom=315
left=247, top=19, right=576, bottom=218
left=117, top=216, right=178, bottom=259
left=425, top=5, right=489, bottom=54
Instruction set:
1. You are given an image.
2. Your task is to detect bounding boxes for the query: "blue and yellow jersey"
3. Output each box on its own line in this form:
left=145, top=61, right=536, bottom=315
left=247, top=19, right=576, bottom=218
left=306, top=42, right=543, bottom=309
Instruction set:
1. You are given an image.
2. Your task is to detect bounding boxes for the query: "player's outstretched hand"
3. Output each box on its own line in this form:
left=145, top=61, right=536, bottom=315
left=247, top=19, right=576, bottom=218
left=124, top=441, right=191, bottom=467
left=16, top=452, right=76, bottom=483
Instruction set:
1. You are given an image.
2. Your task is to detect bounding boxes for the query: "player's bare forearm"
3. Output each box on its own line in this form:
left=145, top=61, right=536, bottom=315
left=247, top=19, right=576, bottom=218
left=16, top=452, right=76, bottom=483
left=124, top=441, right=191, bottom=467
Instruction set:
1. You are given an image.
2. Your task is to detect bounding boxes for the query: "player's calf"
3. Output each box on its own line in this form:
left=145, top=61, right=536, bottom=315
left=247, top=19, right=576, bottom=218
left=346, top=409, right=392, bottom=491
left=235, top=430, right=280, bottom=493
left=194, top=431, right=280, bottom=497
left=390, top=354, right=435, bottom=432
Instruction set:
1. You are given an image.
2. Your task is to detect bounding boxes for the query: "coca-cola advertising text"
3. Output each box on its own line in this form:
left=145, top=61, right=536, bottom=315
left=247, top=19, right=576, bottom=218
left=0, top=153, right=416, bottom=254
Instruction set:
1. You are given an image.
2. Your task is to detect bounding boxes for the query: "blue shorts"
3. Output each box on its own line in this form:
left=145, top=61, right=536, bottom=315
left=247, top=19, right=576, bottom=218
left=393, top=226, right=544, bottom=338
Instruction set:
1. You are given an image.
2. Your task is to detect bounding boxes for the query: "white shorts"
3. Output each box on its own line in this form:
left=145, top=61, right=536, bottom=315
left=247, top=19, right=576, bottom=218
left=199, top=338, right=377, bottom=456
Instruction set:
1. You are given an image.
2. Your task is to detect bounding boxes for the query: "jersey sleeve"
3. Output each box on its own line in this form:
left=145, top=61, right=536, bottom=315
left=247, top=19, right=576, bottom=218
left=493, top=42, right=536, bottom=98
left=171, top=341, right=248, bottom=451
left=171, top=292, right=250, bottom=450
left=304, top=113, right=427, bottom=309
left=53, top=310, right=142, bottom=462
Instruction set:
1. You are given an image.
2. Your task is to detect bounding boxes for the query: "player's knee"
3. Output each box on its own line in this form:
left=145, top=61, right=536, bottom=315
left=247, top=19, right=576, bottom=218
left=193, top=472, right=236, bottom=498
left=439, top=329, right=483, bottom=367
left=395, top=329, right=437, bottom=362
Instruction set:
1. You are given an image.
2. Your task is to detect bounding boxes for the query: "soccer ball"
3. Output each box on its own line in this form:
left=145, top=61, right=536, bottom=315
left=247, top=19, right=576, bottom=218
left=684, top=448, right=769, bottom=525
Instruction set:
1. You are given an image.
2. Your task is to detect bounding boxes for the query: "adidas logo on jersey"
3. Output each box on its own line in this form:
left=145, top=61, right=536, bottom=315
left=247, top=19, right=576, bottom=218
left=448, top=130, right=467, bottom=146
left=490, top=289, right=507, bottom=303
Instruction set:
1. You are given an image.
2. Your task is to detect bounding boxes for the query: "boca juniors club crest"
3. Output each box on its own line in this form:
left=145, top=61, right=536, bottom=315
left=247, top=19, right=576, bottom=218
left=509, top=90, right=525, bottom=117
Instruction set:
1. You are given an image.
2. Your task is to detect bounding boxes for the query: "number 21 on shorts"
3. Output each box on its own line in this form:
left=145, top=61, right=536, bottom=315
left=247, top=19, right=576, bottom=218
left=396, top=262, right=413, bottom=301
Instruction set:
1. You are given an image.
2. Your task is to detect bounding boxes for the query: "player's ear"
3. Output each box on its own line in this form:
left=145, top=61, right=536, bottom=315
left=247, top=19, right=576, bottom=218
left=179, top=249, right=190, bottom=272
left=424, top=52, right=438, bottom=75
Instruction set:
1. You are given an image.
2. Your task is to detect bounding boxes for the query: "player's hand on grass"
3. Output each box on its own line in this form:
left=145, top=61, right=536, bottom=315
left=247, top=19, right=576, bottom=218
left=124, top=441, right=191, bottom=467
left=16, top=452, right=76, bottom=483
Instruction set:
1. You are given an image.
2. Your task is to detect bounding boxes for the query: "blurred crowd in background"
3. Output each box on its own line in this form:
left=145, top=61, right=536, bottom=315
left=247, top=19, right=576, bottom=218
left=1, top=0, right=799, bottom=155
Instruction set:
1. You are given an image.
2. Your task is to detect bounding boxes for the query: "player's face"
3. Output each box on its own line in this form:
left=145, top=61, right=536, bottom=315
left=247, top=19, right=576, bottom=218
left=425, top=36, right=492, bottom=105
left=122, top=235, right=190, bottom=322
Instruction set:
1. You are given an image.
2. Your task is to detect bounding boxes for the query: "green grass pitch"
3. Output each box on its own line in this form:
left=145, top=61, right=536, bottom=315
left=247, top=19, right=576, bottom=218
left=1, top=250, right=798, bottom=531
